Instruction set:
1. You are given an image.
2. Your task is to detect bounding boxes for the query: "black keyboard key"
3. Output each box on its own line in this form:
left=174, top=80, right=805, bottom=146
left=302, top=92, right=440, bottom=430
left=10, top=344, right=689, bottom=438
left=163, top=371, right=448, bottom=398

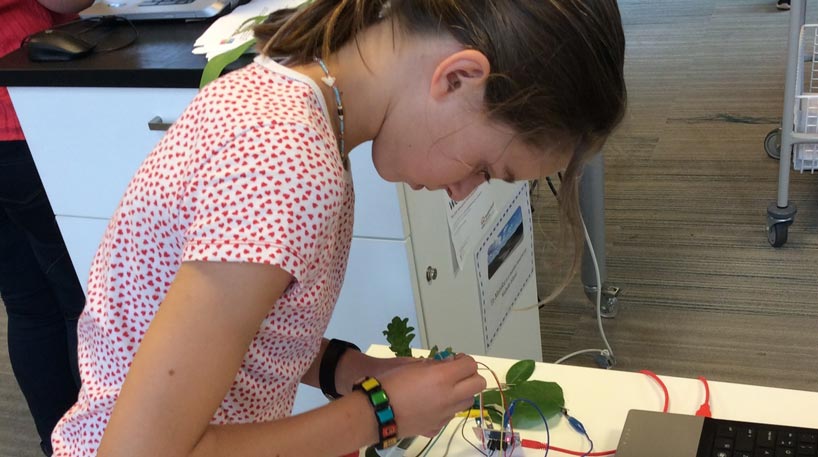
left=735, top=452, right=752, bottom=457
left=716, top=438, right=736, bottom=451
left=802, top=434, right=818, bottom=445
left=714, top=451, right=730, bottom=457
left=798, top=443, right=817, bottom=455
left=737, top=428, right=758, bottom=452
left=777, top=448, right=796, bottom=457
left=756, top=450, right=774, bottom=457
left=759, top=431, right=777, bottom=448
left=718, top=424, right=738, bottom=437
left=780, top=438, right=797, bottom=448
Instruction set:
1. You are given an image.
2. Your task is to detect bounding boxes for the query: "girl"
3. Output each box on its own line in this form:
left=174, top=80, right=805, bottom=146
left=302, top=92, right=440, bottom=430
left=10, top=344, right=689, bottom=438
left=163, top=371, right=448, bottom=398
left=51, top=1, right=627, bottom=456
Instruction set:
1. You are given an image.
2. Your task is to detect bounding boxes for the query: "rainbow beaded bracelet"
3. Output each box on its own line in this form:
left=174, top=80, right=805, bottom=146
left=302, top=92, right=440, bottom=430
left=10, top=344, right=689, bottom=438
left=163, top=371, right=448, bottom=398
left=353, top=377, right=398, bottom=449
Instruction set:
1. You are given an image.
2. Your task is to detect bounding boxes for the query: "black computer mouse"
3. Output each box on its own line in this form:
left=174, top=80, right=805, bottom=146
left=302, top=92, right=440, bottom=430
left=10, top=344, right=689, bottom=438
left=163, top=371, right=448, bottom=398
left=26, top=29, right=95, bottom=62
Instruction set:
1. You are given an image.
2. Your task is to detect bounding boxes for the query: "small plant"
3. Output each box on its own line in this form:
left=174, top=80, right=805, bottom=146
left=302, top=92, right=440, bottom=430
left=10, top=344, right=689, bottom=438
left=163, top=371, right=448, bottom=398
left=382, top=317, right=416, bottom=357
left=382, top=316, right=564, bottom=428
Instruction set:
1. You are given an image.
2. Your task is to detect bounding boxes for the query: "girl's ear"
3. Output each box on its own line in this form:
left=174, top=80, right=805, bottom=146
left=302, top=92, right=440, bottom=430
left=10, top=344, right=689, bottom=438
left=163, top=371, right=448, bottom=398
left=430, top=50, right=490, bottom=101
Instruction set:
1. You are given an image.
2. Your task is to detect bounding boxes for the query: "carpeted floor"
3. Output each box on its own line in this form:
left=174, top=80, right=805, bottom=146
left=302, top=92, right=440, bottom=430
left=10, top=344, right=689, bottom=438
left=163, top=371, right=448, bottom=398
left=534, top=0, right=818, bottom=393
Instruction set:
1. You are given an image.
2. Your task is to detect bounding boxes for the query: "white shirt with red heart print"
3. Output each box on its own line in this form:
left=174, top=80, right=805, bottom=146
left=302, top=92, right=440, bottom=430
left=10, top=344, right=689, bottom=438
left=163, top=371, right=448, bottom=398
left=51, top=56, right=355, bottom=456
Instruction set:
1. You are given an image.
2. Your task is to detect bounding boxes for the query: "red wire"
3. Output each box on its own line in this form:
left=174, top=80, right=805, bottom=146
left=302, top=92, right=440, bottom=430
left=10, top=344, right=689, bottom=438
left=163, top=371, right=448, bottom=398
left=696, top=376, right=712, bottom=417
left=639, top=370, right=669, bottom=413
left=521, top=439, right=616, bottom=456
left=698, top=376, right=710, bottom=404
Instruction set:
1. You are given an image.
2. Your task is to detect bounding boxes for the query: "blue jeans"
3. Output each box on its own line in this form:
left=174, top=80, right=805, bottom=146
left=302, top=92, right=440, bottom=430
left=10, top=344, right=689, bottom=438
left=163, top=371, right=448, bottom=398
left=0, top=140, right=85, bottom=456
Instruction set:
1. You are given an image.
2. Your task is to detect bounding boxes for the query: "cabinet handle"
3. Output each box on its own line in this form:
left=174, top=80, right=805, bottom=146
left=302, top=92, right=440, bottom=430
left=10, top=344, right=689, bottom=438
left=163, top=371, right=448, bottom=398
left=426, top=266, right=438, bottom=282
left=148, top=116, right=173, bottom=131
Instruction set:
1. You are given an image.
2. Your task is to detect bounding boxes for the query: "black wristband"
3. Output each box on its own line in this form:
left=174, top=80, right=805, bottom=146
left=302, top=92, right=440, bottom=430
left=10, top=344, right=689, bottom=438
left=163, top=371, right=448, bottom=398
left=319, top=338, right=360, bottom=400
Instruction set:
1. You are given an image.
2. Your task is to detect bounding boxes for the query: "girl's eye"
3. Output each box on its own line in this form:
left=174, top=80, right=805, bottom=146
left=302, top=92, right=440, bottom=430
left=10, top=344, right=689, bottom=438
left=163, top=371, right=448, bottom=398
left=480, top=170, right=491, bottom=182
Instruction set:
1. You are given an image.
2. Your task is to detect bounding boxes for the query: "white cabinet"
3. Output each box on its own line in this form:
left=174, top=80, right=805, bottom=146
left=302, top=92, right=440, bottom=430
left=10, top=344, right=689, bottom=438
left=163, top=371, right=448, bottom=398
left=10, top=85, right=541, bottom=416
left=11, top=87, right=197, bottom=219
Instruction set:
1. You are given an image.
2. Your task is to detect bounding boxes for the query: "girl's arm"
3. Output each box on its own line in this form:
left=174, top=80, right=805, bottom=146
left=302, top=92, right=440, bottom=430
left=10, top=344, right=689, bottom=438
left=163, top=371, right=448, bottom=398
left=98, top=260, right=484, bottom=457
left=301, top=339, right=421, bottom=397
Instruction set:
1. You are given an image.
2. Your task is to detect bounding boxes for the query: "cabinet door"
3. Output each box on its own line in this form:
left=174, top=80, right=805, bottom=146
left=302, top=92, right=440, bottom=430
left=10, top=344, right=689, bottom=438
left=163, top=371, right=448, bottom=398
left=9, top=87, right=197, bottom=219
left=55, top=216, right=109, bottom=292
left=404, top=183, right=542, bottom=361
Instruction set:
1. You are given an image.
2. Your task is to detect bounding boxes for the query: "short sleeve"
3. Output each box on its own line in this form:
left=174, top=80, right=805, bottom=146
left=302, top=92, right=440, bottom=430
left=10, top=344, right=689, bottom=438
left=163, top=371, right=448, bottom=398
left=180, top=123, right=345, bottom=287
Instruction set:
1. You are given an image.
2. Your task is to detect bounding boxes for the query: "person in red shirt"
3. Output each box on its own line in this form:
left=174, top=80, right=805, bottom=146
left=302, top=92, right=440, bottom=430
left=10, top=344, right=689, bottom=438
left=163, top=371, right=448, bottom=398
left=0, top=0, right=93, bottom=455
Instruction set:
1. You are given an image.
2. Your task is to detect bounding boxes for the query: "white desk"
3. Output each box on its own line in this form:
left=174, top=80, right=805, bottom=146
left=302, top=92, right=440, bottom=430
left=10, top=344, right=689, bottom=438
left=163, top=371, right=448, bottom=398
left=364, top=345, right=818, bottom=456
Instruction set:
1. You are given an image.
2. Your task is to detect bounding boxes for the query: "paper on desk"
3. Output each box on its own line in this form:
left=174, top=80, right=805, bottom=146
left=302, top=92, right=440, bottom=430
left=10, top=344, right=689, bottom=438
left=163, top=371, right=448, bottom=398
left=193, top=0, right=304, bottom=60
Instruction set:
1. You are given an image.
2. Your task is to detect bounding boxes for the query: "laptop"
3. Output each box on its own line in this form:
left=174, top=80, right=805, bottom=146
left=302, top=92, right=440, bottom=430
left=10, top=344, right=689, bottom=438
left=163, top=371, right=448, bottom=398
left=80, top=0, right=242, bottom=20
left=616, top=410, right=818, bottom=457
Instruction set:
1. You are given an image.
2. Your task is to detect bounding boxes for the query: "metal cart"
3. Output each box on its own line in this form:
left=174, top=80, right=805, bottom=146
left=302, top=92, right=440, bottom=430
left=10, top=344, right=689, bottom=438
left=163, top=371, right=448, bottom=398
left=765, top=0, right=818, bottom=247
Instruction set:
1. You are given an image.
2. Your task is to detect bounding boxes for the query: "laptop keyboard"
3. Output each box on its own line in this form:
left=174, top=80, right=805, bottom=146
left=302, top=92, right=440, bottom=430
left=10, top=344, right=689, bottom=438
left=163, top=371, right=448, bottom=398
left=699, top=417, right=818, bottom=457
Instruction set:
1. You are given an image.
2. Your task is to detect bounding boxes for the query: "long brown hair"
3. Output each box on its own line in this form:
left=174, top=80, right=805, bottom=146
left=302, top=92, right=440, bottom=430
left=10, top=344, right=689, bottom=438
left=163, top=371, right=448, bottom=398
left=255, top=0, right=627, bottom=303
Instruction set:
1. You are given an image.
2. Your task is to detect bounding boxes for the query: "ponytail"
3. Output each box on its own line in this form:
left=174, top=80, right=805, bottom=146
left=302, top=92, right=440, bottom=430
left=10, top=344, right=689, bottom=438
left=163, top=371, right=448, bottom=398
left=254, top=0, right=389, bottom=63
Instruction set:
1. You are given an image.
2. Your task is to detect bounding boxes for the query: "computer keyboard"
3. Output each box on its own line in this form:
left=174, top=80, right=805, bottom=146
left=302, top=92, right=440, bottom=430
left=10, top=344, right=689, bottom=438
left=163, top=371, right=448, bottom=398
left=699, top=417, right=818, bottom=457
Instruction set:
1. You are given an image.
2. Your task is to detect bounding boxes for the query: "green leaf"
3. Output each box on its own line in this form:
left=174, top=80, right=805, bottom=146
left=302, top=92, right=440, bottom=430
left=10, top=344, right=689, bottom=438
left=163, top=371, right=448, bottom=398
left=199, top=14, right=271, bottom=89
left=478, top=380, right=564, bottom=429
left=382, top=317, right=415, bottom=357
left=506, top=360, right=535, bottom=385
left=199, top=39, right=257, bottom=89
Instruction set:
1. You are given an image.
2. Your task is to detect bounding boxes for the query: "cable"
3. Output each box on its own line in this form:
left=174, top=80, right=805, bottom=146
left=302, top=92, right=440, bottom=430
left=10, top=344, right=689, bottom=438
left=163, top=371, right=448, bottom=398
left=458, top=413, right=487, bottom=456
left=639, top=370, right=670, bottom=413
left=554, top=349, right=607, bottom=365
left=552, top=210, right=614, bottom=366
left=695, top=376, right=712, bottom=417
left=563, top=411, right=594, bottom=457
left=476, top=362, right=509, bottom=455
left=504, top=398, right=550, bottom=457
left=417, top=421, right=449, bottom=457
left=413, top=436, right=434, bottom=457
left=520, top=440, right=616, bottom=456
left=545, top=176, right=559, bottom=197
left=521, top=173, right=616, bottom=366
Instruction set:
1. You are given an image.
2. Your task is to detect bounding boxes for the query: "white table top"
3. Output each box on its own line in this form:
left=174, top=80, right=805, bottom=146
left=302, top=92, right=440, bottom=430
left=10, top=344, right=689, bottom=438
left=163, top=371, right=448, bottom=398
left=364, top=344, right=818, bottom=456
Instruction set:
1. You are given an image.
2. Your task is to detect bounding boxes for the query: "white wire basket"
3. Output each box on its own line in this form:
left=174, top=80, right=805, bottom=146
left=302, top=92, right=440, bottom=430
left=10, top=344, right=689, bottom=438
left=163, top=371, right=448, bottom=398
left=792, top=24, right=818, bottom=172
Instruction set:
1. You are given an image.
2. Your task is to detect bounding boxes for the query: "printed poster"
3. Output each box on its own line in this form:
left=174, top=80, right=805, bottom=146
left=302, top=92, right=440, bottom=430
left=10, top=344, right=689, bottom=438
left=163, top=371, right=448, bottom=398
left=474, top=183, right=534, bottom=352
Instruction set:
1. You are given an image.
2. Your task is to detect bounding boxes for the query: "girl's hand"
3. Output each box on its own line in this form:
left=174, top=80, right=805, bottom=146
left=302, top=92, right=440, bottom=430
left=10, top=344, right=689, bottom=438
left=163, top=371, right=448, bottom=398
left=377, top=354, right=486, bottom=439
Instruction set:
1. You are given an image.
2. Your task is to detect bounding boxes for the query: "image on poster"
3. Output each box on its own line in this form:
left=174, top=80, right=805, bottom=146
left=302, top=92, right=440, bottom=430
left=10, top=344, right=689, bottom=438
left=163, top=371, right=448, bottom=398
left=474, top=184, right=534, bottom=352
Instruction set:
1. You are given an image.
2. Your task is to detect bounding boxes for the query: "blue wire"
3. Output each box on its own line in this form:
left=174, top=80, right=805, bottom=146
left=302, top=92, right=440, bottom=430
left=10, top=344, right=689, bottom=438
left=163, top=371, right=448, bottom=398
left=581, top=435, right=594, bottom=457
left=566, top=414, right=594, bottom=457
left=503, top=399, right=550, bottom=457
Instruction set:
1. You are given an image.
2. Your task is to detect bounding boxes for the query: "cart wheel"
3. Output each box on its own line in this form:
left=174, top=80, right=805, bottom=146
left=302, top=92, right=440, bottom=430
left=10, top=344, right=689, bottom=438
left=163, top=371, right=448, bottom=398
left=764, top=128, right=781, bottom=160
left=768, top=223, right=788, bottom=247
